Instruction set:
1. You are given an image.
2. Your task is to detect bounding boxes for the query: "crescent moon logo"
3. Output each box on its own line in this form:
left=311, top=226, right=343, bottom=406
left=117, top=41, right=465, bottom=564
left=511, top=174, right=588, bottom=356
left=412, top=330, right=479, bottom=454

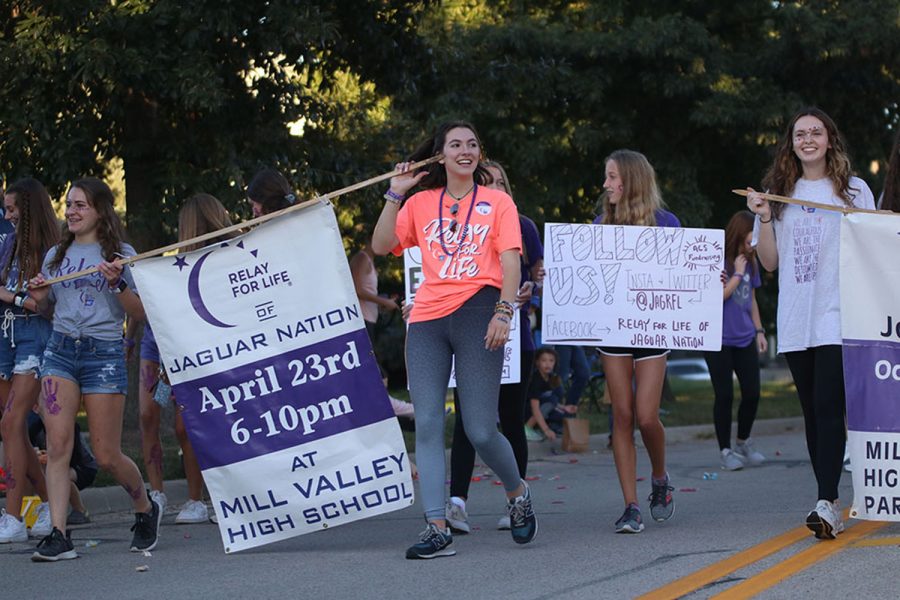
left=187, top=251, right=235, bottom=328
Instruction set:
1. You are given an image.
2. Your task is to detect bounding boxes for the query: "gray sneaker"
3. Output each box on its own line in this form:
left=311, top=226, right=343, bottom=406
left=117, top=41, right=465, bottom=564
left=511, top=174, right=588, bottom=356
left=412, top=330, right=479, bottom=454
left=445, top=501, right=470, bottom=534
left=720, top=448, right=745, bottom=471
left=735, top=438, right=765, bottom=466
left=615, top=504, right=644, bottom=533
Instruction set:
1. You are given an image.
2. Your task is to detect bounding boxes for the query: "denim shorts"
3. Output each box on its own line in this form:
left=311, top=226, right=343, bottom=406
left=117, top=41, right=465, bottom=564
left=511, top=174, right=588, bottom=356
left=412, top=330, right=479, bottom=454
left=0, top=310, right=53, bottom=379
left=41, top=331, right=128, bottom=395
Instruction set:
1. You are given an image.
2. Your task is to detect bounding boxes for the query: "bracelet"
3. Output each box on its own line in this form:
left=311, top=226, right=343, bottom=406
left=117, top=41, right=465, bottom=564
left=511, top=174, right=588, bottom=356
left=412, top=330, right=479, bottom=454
left=13, top=292, right=27, bottom=308
left=494, top=314, right=510, bottom=324
left=732, top=272, right=745, bottom=279
left=124, top=338, right=136, bottom=348
left=759, top=216, right=772, bottom=223
left=756, top=328, right=765, bottom=334
left=495, top=300, right=515, bottom=312
left=383, top=189, right=404, bottom=205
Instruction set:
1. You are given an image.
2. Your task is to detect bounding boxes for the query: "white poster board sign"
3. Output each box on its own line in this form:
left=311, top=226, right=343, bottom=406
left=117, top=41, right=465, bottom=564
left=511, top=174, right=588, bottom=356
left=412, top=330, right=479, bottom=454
left=541, top=223, right=723, bottom=351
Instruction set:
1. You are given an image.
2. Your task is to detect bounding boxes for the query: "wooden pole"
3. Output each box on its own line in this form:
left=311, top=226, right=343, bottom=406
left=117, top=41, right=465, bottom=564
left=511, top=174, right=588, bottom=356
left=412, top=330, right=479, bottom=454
left=731, top=189, right=889, bottom=215
left=39, top=155, right=443, bottom=287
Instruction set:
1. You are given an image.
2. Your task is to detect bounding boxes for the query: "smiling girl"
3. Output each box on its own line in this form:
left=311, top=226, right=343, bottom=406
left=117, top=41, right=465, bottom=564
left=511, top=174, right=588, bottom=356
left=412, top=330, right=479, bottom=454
left=594, top=149, right=680, bottom=533
left=28, top=178, right=160, bottom=561
left=372, top=121, right=537, bottom=558
left=747, top=107, right=875, bottom=539
left=0, top=178, right=59, bottom=544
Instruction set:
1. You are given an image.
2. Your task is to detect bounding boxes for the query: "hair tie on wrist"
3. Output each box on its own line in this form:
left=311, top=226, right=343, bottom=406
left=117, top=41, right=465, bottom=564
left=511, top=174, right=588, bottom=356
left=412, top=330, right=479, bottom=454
left=759, top=216, right=772, bottom=224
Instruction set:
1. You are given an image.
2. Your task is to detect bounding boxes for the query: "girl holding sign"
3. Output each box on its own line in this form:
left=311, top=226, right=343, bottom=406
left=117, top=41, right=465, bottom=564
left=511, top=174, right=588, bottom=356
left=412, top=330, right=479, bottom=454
left=28, top=178, right=160, bottom=561
left=373, top=122, right=537, bottom=559
left=137, top=194, right=236, bottom=525
left=704, top=210, right=768, bottom=472
left=595, top=149, right=680, bottom=534
left=747, top=108, right=875, bottom=539
left=0, top=178, right=59, bottom=544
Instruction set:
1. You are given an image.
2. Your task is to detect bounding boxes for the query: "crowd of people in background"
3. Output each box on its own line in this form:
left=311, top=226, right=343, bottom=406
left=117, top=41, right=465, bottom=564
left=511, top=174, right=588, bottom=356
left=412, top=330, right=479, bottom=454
left=0, top=109, right=897, bottom=562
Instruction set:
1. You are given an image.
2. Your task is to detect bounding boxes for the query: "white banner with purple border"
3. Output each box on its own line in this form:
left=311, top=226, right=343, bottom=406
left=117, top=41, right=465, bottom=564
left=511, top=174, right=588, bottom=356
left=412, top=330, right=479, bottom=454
left=840, top=212, right=900, bottom=521
left=541, top=223, right=724, bottom=350
left=131, top=202, right=413, bottom=552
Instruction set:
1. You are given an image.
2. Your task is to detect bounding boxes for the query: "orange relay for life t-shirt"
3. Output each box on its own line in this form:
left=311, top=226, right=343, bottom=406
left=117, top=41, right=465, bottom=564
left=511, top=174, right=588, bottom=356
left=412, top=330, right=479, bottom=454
left=392, top=185, right=522, bottom=323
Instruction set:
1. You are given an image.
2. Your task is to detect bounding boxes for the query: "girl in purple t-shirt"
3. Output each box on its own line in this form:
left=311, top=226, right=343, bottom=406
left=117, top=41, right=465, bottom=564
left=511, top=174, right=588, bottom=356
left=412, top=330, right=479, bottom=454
left=703, top=211, right=768, bottom=472
left=596, top=149, right=678, bottom=533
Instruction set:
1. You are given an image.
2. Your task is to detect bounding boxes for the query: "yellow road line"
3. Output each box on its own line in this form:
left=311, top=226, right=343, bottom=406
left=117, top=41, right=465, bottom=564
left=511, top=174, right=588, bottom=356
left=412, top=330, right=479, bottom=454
left=710, top=520, right=888, bottom=599
left=635, top=525, right=811, bottom=600
left=852, top=536, right=900, bottom=548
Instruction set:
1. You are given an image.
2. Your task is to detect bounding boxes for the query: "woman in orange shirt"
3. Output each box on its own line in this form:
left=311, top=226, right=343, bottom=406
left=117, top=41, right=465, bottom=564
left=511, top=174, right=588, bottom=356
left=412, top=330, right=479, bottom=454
left=373, top=121, right=537, bottom=559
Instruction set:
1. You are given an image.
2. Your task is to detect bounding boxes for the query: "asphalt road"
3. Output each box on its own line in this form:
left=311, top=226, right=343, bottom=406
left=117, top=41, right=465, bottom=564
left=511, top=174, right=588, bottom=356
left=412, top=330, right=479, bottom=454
left=3, top=421, right=898, bottom=600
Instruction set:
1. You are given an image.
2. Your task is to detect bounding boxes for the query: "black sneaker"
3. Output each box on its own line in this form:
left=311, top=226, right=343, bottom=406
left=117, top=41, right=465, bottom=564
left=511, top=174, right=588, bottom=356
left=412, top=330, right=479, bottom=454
left=31, top=527, right=78, bottom=562
left=507, top=481, right=537, bottom=544
left=615, top=504, right=644, bottom=533
left=131, top=497, right=162, bottom=552
left=405, top=523, right=455, bottom=559
left=648, top=476, right=675, bottom=522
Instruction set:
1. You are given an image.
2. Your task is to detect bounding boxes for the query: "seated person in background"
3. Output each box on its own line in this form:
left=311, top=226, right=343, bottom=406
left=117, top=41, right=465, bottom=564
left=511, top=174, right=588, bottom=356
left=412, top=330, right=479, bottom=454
left=525, top=348, right=576, bottom=441
left=29, top=415, right=97, bottom=524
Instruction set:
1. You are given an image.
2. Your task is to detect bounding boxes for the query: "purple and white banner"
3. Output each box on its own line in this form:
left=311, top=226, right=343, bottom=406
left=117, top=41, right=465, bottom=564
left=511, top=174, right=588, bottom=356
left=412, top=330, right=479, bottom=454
left=132, top=202, right=413, bottom=552
left=841, top=212, right=900, bottom=521
left=542, top=223, right=724, bottom=350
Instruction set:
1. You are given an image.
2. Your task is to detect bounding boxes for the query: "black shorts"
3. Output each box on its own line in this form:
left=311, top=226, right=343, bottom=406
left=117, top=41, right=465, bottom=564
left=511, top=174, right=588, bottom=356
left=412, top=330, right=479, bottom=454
left=72, top=465, right=98, bottom=491
left=597, top=346, right=670, bottom=361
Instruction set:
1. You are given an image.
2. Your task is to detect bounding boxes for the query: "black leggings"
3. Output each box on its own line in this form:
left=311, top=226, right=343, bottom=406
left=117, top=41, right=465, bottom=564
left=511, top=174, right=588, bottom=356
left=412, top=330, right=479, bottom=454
left=449, top=349, right=534, bottom=499
left=704, top=341, right=760, bottom=451
left=785, top=345, right=846, bottom=502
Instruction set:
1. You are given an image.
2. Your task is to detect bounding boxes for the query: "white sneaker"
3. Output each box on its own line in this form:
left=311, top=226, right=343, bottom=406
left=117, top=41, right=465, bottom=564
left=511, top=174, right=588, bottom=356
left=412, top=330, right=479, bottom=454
left=497, top=514, right=511, bottom=530
left=445, top=499, right=470, bottom=534
left=806, top=499, right=844, bottom=539
left=0, top=510, right=28, bottom=543
left=175, top=500, right=209, bottom=524
left=29, top=502, right=52, bottom=538
left=150, top=490, right=168, bottom=516
left=720, top=448, right=745, bottom=471
left=735, top=438, right=765, bottom=466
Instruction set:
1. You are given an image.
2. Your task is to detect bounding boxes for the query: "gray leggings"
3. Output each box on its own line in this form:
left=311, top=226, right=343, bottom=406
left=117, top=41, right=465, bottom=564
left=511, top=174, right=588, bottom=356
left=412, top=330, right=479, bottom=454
left=407, top=287, right=522, bottom=520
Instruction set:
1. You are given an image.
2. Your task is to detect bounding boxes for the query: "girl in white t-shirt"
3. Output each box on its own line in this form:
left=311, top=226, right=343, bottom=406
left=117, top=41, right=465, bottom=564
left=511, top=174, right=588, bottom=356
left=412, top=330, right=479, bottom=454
left=747, top=107, right=875, bottom=541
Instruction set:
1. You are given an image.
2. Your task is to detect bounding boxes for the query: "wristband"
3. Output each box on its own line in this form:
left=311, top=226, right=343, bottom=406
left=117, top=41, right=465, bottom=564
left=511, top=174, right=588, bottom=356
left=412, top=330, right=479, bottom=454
left=13, top=292, right=27, bottom=308
left=732, top=272, right=745, bottom=279
left=494, top=314, right=510, bottom=324
left=759, top=216, right=772, bottom=223
left=110, top=278, right=128, bottom=294
left=756, top=328, right=765, bottom=334
left=124, top=337, right=136, bottom=348
left=384, top=189, right=404, bottom=205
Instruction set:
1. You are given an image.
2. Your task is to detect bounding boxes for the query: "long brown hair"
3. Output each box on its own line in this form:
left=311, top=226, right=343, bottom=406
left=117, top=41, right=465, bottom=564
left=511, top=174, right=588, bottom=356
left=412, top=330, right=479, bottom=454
left=247, top=168, right=295, bottom=215
left=724, top=210, right=757, bottom=278
left=47, top=178, right=126, bottom=274
left=406, top=121, right=492, bottom=191
left=882, top=128, right=900, bottom=213
left=2, top=178, right=61, bottom=288
left=178, top=193, right=237, bottom=252
left=761, top=107, right=859, bottom=219
left=598, top=149, right=662, bottom=226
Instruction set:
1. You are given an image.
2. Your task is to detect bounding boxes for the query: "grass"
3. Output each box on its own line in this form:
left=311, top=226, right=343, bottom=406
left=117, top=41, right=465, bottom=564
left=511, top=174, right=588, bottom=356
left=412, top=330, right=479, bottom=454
left=578, top=378, right=802, bottom=435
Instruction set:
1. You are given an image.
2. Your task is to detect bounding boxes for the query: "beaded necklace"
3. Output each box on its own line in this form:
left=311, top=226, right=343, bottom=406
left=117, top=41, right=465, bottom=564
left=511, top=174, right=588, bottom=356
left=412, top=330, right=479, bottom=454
left=438, top=184, right=478, bottom=257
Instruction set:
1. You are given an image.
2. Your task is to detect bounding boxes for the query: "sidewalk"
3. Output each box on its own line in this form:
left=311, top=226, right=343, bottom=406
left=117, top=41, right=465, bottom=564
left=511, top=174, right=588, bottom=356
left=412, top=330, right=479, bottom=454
left=78, top=416, right=806, bottom=517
